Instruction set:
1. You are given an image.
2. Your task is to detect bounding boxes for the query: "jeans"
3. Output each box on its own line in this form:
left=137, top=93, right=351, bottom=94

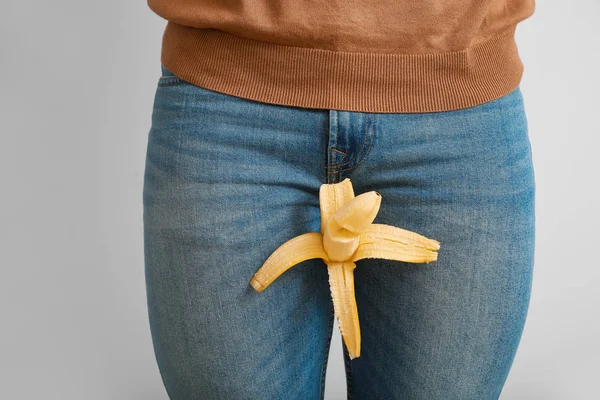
left=143, top=64, right=536, bottom=400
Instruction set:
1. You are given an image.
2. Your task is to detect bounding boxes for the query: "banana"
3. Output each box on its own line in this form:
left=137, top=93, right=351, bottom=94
left=249, top=177, right=440, bottom=360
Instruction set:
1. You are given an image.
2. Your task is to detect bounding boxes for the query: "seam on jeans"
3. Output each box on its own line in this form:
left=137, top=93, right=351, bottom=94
left=330, top=148, right=347, bottom=163
left=157, top=77, right=186, bottom=87
left=157, top=82, right=188, bottom=87
left=327, top=111, right=339, bottom=184
left=332, top=111, right=339, bottom=183
left=327, top=114, right=371, bottom=169
left=327, top=114, right=374, bottom=175
left=319, top=300, right=335, bottom=400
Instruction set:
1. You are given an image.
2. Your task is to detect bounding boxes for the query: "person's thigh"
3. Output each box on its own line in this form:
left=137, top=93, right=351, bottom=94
left=143, top=67, right=335, bottom=399
left=345, top=87, right=536, bottom=399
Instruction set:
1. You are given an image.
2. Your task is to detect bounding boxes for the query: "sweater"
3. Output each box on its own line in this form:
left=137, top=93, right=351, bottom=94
left=147, top=0, right=535, bottom=113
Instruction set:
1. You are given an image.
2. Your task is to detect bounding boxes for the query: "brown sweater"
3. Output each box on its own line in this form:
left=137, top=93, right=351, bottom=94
left=148, top=0, right=535, bottom=113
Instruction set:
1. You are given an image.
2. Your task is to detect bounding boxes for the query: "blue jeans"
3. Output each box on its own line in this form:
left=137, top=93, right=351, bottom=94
left=143, top=64, right=536, bottom=400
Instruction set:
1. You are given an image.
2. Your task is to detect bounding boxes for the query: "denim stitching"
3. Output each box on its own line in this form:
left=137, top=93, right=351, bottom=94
left=157, top=77, right=186, bottom=87
left=320, top=110, right=337, bottom=399
left=331, top=148, right=347, bottom=161
left=326, top=111, right=339, bottom=185
left=332, top=111, right=339, bottom=178
left=326, top=114, right=375, bottom=175
left=327, top=114, right=370, bottom=169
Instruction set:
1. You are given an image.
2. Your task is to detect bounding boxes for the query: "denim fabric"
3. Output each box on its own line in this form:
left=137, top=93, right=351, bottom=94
left=143, top=64, right=536, bottom=400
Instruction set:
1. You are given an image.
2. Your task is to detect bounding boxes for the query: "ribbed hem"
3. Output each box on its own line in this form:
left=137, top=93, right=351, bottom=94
left=160, top=22, right=524, bottom=113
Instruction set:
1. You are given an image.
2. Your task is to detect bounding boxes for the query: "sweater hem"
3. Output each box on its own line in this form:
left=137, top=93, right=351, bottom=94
left=160, top=22, right=524, bottom=113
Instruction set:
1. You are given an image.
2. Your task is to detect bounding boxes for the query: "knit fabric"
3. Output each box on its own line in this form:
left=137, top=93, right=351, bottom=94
left=148, top=0, right=535, bottom=113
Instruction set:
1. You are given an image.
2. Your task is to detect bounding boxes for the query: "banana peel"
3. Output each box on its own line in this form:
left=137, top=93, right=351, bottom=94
left=249, top=178, right=440, bottom=360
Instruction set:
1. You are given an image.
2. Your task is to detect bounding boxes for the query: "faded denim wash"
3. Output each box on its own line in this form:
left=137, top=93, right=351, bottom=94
left=143, top=64, right=536, bottom=400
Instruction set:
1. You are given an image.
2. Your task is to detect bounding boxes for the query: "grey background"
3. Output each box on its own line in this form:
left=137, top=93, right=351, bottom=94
left=1, top=1, right=598, bottom=399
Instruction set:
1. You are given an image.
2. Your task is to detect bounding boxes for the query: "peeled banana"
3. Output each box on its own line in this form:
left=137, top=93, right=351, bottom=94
left=249, top=178, right=440, bottom=360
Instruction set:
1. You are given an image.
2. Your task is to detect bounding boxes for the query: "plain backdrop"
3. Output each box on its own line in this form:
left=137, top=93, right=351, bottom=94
left=1, top=1, right=598, bottom=399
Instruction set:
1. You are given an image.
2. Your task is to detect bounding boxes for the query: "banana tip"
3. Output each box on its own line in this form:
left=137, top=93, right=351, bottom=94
left=249, top=277, right=266, bottom=292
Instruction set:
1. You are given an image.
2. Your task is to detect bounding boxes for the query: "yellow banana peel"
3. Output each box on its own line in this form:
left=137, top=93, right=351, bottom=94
left=249, top=178, right=440, bottom=360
